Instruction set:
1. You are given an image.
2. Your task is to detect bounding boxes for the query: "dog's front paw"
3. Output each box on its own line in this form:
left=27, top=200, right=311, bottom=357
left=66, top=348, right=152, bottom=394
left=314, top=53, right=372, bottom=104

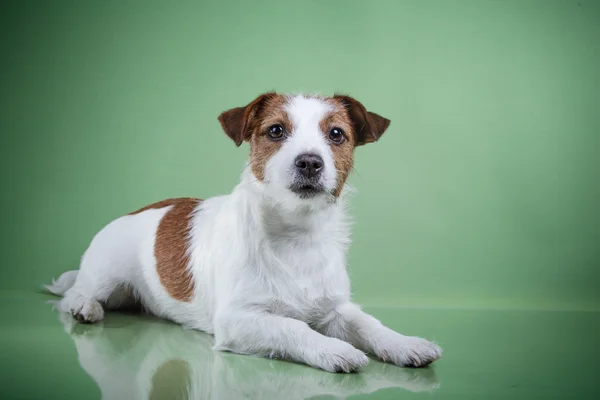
left=311, top=339, right=370, bottom=373
left=377, top=336, right=442, bottom=368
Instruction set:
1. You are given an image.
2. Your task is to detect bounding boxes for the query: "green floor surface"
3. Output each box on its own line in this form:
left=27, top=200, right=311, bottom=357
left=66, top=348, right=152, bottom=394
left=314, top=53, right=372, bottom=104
left=0, top=293, right=598, bottom=399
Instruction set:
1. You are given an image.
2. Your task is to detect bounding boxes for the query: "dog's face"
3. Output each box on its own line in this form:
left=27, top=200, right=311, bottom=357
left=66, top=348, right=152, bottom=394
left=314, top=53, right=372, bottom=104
left=218, top=93, right=390, bottom=205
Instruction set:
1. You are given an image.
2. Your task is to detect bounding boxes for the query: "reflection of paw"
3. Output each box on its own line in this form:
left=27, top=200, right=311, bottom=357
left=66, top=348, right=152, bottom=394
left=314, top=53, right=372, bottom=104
left=312, top=339, right=370, bottom=373
left=369, top=362, right=441, bottom=393
left=50, top=300, right=103, bottom=336
left=378, top=336, right=442, bottom=368
left=71, top=299, right=104, bottom=324
left=49, top=300, right=76, bottom=333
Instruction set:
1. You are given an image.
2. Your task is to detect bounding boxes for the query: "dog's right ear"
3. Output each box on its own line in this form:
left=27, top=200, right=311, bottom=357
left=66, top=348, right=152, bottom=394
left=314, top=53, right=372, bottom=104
left=218, top=92, right=276, bottom=147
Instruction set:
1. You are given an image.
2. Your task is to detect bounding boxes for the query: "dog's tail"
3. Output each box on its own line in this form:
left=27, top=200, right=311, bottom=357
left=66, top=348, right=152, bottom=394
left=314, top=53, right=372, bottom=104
left=44, top=270, right=78, bottom=296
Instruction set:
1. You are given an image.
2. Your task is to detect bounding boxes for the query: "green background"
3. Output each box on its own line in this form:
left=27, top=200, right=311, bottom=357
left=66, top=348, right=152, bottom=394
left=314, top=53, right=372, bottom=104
left=1, top=2, right=599, bottom=399
left=1, top=0, right=599, bottom=312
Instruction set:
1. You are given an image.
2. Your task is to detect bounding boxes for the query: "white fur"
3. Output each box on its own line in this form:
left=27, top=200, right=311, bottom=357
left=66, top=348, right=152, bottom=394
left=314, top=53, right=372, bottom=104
left=46, top=94, right=442, bottom=373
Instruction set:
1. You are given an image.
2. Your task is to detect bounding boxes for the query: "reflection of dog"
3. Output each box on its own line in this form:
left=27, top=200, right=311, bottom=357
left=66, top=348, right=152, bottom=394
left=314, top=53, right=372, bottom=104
left=45, top=93, right=442, bottom=372
left=56, top=310, right=440, bottom=400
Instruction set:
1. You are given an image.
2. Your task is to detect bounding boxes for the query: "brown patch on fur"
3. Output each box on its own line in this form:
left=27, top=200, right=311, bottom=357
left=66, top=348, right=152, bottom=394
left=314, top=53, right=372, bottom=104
left=218, top=92, right=274, bottom=147
left=218, top=93, right=390, bottom=194
left=129, top=198, right=201, bottom=215
left=248, top=94, right=292, bottom=181
left=333, top=95, right=391, bottom=146
left=134, top=198, right=200, bottom=302
left=320, top=101, right=356, bottom=196
left=149, top=360, right=191, bottom=400
left=218, top=92, right=292, bottom=181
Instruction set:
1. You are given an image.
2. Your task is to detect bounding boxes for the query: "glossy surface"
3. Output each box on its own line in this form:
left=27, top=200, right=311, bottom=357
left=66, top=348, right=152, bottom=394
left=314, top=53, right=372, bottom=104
left=1, top=293, right=598, bottom=399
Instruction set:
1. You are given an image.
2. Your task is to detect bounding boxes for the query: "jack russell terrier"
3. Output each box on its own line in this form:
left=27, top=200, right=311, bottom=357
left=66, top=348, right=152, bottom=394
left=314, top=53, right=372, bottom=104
left=45, top=93, right=442, bottom=373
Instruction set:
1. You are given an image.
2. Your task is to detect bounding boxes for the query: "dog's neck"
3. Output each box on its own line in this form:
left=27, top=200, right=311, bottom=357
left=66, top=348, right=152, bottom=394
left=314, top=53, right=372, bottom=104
left=235, top=165, right=350, bottom=240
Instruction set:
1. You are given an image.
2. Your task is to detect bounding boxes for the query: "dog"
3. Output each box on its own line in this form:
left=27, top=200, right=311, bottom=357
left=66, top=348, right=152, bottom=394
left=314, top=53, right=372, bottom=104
left=45, top=92, right=442, bottom=373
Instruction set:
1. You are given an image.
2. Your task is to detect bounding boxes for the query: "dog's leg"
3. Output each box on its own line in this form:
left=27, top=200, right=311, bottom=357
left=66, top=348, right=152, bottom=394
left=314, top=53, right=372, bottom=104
left=59, top=256, right=129, bottom=323
left=60, top=289, right=105, bottom=323
left=60, top=277, right=139, bottom=322
left=316, top=303, right=442, bottom=368
left=213, top=311, right=369, bottom=373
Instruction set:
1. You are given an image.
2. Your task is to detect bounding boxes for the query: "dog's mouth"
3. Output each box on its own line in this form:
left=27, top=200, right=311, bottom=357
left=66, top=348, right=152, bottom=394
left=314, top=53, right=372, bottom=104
left=289, top=182, right=326, bottom=199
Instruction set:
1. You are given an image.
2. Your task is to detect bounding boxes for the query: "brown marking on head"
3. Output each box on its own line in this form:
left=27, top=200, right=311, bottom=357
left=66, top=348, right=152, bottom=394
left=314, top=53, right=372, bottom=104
left=219, top=92, right=292, bottom=181
left=149, top=360, right=191, bottom=400
left=333, top=94, right=391, bottom=146
left=134, top=198, right=200, bottom=302
left=320, top=100, right=356, bottom=196
left=218, top=93, right=390, bottom=197
left=328, top=95, right=390, bottom=196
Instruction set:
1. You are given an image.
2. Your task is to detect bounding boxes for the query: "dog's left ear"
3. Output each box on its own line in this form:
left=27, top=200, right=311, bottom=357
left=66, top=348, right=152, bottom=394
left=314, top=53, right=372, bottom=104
left=218, top=92, right=276, bottom=147
left=334, top=95, right=391, bottom=146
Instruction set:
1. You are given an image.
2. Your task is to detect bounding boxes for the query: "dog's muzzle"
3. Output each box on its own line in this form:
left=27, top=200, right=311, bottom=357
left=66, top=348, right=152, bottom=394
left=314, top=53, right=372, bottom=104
left=289, top=153, right=326, bottom=198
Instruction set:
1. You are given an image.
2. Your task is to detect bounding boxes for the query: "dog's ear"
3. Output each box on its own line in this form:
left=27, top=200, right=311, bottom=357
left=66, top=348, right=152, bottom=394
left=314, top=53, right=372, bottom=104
left=218, top=92, right=276, bottom=147
left=333, top=95, right=391, bottom=146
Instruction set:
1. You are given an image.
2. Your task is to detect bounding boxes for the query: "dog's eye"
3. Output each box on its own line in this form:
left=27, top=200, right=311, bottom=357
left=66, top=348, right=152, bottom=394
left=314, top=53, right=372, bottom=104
left=268, top=125, right=285, bottom=140
left=329, top=128, right=345, bottom=144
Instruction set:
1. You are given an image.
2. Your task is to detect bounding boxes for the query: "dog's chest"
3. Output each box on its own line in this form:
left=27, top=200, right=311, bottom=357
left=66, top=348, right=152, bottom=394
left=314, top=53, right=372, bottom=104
left=260, top=240, right=349, bottom=322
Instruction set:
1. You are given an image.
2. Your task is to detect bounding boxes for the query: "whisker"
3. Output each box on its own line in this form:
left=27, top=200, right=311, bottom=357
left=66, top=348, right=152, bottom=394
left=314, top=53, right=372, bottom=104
left=236, top=163, right=251, bottom=180
left=240, top=178, right=260, bottom=186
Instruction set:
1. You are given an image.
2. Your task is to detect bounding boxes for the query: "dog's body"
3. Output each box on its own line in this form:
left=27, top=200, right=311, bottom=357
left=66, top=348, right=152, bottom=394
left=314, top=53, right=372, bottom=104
left=46, top=93, right=442, bottom=372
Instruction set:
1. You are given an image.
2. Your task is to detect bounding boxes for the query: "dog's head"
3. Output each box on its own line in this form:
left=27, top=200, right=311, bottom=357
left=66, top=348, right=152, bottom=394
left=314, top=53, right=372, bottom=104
left=218, top=93, right=390, bottom=205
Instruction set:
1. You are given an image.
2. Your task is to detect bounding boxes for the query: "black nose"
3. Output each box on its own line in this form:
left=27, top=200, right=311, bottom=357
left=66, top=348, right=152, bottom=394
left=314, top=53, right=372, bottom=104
left=295, top=153, right=324, bottom=178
